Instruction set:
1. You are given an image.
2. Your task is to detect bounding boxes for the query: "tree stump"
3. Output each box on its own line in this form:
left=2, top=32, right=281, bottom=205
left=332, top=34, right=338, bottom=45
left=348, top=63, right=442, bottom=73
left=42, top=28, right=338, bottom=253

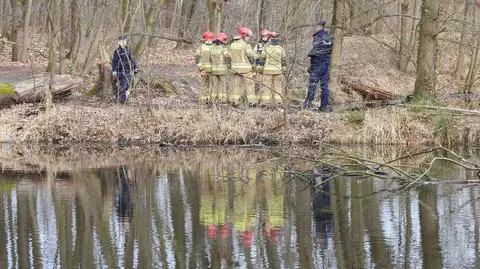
left=87, top=61, right=116, bottom=97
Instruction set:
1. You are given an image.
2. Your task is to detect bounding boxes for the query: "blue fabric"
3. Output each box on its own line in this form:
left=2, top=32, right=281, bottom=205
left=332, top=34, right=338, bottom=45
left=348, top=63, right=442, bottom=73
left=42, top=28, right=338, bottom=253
left=112, top=46, right=138, bottom=75
left=117, top=74, right=131, bottom=103
left=304, top=57, right=330, bottom=108
left=308, top=30, right=332, bottom=58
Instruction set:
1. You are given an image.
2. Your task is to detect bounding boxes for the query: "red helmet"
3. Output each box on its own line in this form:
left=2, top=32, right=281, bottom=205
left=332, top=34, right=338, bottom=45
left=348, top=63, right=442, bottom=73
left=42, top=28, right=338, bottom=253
left=269, top=31, right=279, bottom=38
left=216, top=32, right=228, bottom=43
left=202, top=31, right=215, bottom=42
left=237, top=27, right=253, bottom=38
left=259, top=29, right=270, bottom=37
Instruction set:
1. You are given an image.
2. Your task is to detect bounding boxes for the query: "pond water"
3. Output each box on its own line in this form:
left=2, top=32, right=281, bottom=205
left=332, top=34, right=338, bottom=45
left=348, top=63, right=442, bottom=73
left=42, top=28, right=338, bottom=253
left=0, top=148, right=479, bottom=268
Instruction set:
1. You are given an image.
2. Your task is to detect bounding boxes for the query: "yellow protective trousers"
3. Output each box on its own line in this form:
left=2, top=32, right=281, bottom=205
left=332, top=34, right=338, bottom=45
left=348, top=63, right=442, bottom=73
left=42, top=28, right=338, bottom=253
left=263, top=74, right=283, bottom=104
left=231, top=72, right=255, bottom=105
left=210, top=75, right=227, bottom=103
left=199, top=74, right=213, bottom=103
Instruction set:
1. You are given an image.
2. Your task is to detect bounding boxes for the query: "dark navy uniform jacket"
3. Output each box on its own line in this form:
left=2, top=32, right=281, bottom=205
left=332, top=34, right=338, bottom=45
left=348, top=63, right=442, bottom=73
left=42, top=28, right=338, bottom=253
left=112, top=46, right=138, bottom=76
left=307, top=30, right=333, bottom=60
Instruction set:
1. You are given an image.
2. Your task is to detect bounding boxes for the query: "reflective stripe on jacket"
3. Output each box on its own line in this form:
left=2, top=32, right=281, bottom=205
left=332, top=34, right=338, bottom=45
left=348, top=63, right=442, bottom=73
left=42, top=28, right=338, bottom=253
left=230, top=39, right=255, bottom=74
left=196, top=43, right=213, bottom=72
left=263, top=45, right=286, bottom=75
left=210, top=44, right=230, bottom=76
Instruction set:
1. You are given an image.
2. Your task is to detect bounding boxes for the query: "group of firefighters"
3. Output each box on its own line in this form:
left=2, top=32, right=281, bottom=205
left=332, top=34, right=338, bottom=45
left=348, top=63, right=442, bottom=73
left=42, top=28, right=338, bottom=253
left=196, top=27, right=287, bottom=106
left=111, top=20, right=333, bottom=111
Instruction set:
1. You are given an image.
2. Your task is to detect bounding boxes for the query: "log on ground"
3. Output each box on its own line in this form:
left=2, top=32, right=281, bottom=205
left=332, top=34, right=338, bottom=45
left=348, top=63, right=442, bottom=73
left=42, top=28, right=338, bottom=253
left=339, top=77, right=394, bottom=101
left=0, top=75, right=84, bottom=106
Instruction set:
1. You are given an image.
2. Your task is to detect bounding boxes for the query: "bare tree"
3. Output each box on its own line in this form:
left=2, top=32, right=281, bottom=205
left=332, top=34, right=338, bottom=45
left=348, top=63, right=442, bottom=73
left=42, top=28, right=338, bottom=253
left=10, top=0, right=33, bottom=62
left=414, top=0, right=440, bottom=95
left=206, top=0, right=226, bottom=33
left=133, top=0, right=166, bottom=58
left=455, top=0, right=473, bottom=87
left=329, top=0, right=346, bottom=89
left=176, top=0, right=198, bottom=49
left=47, top=0, right=61, bottom=73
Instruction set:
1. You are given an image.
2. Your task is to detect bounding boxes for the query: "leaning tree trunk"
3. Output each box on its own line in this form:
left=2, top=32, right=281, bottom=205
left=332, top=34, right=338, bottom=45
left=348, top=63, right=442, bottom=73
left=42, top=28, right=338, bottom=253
left=413, top=0, right=440, bottom=96
left=258, top=0, right=270, bottom=31
left=0, top=0, right=4, bottom=37
left=329, top=0, right=346, bottom=90
left=398, top=0, right=411, bottom=72
left=133, top=0, right=166, bottom=58
left=176, top=0, right=198, bottom=49
left=455, top=0, right=473, bottom=86
left=47, top=0, right=61, bottom=73
left=10, top=0, right=32, bottom=62
left=206, top=0, right=224, bottom=34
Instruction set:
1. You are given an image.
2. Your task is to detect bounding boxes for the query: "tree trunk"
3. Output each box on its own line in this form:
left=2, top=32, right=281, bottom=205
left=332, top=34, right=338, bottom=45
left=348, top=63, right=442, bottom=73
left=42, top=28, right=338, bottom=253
left=133, top=0, right=166, bottom=58
left=413, top=0, right=440, bottom=95
left=398, top=0, right=410, bottom=72
left=0, top=0, right=4, bottom=36
left=258, top=0, right=269, bottom=30
left=47, top=0, right=61, bottom=73
left=329, top=0, right=345, bottom=90
left=59, top=0, right=66, bottom=74
left=206, top=0, right=223, bottom=34
left=455, top=0, right=472, bottom=85
left=9, top=0, right=33, bottom=62
left=121, top=0, right=134, bottom=34
left=67, top=0, right=79, bottom=59
left=176, top=0, right=197, bottom=49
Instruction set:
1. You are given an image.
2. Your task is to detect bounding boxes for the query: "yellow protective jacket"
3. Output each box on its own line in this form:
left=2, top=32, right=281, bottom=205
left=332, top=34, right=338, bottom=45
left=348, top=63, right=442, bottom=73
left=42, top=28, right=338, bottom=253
left=196, top=43, right=213, bottom=72
left=230, top=39, right=255, bottom=74
left=210, top=44, right=230, bottom=76
left=262, top=44, right=287, bottom=75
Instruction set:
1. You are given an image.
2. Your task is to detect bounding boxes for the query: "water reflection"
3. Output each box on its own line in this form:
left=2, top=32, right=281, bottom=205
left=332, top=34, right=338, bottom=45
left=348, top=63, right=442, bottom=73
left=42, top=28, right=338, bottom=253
left=0, top=151, right=479, bottom=268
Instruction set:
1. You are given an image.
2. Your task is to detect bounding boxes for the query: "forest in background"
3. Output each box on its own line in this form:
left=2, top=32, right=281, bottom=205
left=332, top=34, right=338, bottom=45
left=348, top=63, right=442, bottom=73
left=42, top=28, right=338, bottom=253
left=1, top=0, right=480, bottom=96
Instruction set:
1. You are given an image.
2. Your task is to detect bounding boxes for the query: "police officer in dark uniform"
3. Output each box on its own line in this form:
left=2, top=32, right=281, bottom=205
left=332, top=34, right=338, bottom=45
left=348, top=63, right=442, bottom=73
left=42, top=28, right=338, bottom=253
left=111, top=35, right=138, bottom=104
left=303, top=20, right=333, bottom=112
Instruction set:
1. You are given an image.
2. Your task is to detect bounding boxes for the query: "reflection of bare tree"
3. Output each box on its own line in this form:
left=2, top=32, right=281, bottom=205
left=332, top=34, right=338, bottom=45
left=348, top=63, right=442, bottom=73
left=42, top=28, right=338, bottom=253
left=419, top=185, right=443, bottom=269
left=363, top=180, right=393, bottom=269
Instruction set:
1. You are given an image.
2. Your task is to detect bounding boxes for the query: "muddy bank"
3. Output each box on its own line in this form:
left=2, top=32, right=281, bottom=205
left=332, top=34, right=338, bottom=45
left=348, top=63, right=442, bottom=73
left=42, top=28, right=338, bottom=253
left=1, top=100, right=479, bottom=147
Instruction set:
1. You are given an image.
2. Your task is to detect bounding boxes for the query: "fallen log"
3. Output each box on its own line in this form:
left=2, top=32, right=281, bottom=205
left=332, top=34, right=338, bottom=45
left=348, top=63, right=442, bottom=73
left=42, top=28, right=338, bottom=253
left=0, top=75, right=84, bottom=107
left=339, top=77, right=394, bottom=101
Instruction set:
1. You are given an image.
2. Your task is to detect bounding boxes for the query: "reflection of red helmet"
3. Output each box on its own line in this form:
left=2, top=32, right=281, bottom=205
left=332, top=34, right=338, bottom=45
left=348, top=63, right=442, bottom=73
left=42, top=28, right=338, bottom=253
left=241, top=231, right=253, bottom=248
left=260, top=29, right=270, bottom=37
left=216, top=32, right=228, bottom=43
left=207, top=224, right=217, bottom=239
left=237, top=27, right=253, bottom=38
left=202, top=31, right=215, bottom=42
left=221, top=224, right=231, bottom=240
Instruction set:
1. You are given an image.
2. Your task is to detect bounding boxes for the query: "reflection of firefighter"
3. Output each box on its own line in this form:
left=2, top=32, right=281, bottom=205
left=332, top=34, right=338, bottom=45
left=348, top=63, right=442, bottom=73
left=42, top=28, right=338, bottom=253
left=114, top=166, right=135, bottom=220
left=312, top=181, right=333, bottom=236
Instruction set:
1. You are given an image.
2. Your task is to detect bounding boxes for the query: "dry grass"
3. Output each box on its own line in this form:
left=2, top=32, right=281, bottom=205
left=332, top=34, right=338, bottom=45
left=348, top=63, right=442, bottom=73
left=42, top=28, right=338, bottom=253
left=1, top=100, right=479, bottom=147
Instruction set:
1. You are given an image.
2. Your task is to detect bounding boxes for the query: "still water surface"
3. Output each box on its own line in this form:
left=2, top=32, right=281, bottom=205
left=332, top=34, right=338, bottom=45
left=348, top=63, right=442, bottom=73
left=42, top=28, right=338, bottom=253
left=0, top=149, right=479, bottom=268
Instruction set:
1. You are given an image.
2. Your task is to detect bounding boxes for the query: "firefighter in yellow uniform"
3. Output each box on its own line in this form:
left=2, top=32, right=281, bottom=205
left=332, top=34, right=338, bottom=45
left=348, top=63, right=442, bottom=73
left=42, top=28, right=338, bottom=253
left=230, top=27, right=256, bottom=105
left=210, top=32, right=230, bottom=103
left=262, top=32, right=287, bottom=104
left=196, top=31, right=214, bottom=103
left=254, top=29, right=271, bottom=105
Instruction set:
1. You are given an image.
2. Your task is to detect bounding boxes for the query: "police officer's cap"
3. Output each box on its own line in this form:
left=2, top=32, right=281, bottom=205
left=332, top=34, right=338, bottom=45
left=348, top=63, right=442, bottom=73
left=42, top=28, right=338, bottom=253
left=118, top=35, right=128, bottom=41
left=317, top=20, right=326, bottom=26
